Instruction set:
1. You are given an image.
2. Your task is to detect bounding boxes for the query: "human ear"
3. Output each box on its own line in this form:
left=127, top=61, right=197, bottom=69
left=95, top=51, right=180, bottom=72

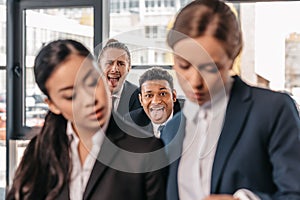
left=127, top=63, right=131, bottom=72
left=138, top=93, right=143, bottom=105
left=172, top=89, right=177, bottom=102
left=44, top=98, right=61, bottom=115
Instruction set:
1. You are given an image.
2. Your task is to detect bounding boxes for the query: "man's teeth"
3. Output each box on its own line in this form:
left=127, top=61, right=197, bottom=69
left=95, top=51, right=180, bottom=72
left=150, top=107, right=164, bottom=111
left=109, top=77, right=119, bottom=80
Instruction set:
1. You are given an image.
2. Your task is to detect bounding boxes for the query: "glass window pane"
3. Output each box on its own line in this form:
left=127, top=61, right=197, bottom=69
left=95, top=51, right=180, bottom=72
left=109, top=0, right=188, bottom=66
left=0, top=70, right=6, bottom=196
left=24, top=7, right=94, bottom=128
left=109, top=0, right=300, bottom=108
left=109, top=0, right=192, bottom=99
left=0, top=1, right=6, bottom=67
left=239, top=2, right=300, bottom=106
left=0, top=0, right=6, bottom=196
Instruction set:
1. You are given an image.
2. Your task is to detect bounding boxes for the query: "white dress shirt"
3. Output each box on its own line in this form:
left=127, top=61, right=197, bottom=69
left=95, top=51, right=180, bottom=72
left=111, top=84, right=124, bottom=112
left=152, top=111, right=173, bottom=138
left=66, top=122, right=106, bottom=200
left=178, top=77, right=260, bottom=200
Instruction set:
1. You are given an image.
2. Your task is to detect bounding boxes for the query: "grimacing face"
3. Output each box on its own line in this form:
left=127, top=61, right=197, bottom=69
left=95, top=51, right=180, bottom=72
left=139, top=79, right=177, bottom=124
left=99, top=48, right=130, bottom=94
left=45, top=54, right=111, bottom=133
left=172, top=36, right=233, bottom=106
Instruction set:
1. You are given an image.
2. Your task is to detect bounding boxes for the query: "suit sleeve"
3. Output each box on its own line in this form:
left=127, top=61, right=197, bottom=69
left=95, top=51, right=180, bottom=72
left=257, top=94, right=300, bottom=200
left=144, top=140, right=169, bottom=200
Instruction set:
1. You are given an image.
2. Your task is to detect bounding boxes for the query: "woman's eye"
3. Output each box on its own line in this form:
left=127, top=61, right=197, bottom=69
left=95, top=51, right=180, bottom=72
left=198, top=63, right=218, bottom=73
left=176, top=56, right=190, bottom=70
left=205, top=65, right=218, bottom=73
left=64, top=94, right=75, bottom=101
left=87, top=78, right=98, bottom=87
left=178, top=63, right=190, bottom=70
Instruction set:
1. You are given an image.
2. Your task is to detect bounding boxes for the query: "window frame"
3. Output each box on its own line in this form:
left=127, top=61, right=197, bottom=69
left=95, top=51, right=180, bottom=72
left=6, top=0, right=104, bottom=187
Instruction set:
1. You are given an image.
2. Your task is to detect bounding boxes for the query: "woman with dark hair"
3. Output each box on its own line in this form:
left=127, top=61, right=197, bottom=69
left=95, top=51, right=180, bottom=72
left=162, top=0, right=300, bottom=200
left=6, top=39, right=168, bottom=200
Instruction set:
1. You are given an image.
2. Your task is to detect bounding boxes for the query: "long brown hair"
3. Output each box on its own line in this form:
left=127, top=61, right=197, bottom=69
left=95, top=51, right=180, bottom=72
left=167, top=0, right=243, bottom=60
left=6, top=39, right=93, bottom=200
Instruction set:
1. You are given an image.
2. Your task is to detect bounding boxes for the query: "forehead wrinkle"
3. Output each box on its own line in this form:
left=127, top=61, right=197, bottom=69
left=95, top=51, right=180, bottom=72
left=105, top=49, right=128, bottom=60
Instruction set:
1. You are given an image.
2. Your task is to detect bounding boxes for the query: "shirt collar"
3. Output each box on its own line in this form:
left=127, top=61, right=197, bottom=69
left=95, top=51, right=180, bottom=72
left=66, top=121, right=107, bottom=148
left=112, top=82, right=125, bottom=99
left=151, top=111, right=173, bottom=137
left=152, top=111, right=173, bottom=130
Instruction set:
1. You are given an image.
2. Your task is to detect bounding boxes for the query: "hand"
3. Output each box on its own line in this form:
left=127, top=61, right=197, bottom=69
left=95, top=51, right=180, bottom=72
left=203, top=194, right=240, bottom=200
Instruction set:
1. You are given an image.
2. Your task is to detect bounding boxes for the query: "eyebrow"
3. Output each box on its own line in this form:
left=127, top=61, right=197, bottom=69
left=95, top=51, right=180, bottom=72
left=143, top=87, right=169, bottom=93
left=58, top=86, right=74, bottom=93
left=159, top=87, right=169, bottom=90
left=176, top=55, right=189, bottom=63
left=58, top=69, right=95, bottom=93
left=106, top=59, right=126, bottom=63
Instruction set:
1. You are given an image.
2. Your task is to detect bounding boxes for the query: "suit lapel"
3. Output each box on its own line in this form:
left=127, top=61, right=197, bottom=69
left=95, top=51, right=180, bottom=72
left=83, top=116, right=124, bottom=200
left=117, top=81, right=137, bottom=114
left=211, top=76, right=253, bottom=193
left=117, top=81, right=127, bottom=114
left=161, top=112, right=186, bottom=200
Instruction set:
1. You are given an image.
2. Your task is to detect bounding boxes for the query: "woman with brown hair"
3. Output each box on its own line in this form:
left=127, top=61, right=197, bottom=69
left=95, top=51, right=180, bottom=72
left=162, top=0, right=300, bottom=200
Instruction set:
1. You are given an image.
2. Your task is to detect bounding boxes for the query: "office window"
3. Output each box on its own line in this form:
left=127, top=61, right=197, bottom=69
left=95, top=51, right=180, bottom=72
left=108, top=0, right=300, bottom=107
left=0, top=0, right=5, bottom=197
left=109, top=0, right=188, bottom=66
left=24, top=7, right=94, bottom=128
left=238, top=2, right=300, bottom=106
left=0, top=3, right=6, bottom=66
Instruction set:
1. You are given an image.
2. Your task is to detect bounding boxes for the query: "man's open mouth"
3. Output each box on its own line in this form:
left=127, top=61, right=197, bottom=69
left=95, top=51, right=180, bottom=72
left=149, top=106, right=165, bottom=120
left=108, top=75, right=120, bottom=87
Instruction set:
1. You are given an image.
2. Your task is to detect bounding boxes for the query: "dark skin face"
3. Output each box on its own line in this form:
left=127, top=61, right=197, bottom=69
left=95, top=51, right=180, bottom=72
left=139, top=80, right=177, bottom=124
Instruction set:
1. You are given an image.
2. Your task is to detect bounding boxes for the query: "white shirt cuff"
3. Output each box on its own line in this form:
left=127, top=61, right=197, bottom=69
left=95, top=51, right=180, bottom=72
left=233, top=189, right=261, bottom=200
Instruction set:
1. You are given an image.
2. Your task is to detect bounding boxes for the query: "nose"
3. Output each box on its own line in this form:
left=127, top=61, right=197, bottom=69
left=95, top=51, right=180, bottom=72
left=110, top=61, right=119, bottom=73
left=151, top=94, right=162, bottom=104
left=81, top=86, right=98, bottom=107
left=189, top=68, right=204, bottom=89
left=84, top=95, right=98, bottom=108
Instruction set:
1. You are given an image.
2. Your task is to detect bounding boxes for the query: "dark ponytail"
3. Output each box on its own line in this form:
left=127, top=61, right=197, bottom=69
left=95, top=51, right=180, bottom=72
left=7, top=112, right=68, bottom=200
left=6, top=39, right=92, bottom=200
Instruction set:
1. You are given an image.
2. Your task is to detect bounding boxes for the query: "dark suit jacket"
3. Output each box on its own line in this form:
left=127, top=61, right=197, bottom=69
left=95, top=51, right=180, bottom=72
left=161, top=76, right=300, bottom=200
left=56, top=114, right=168, bottom=200
left=125, top=100, right=182, bottom=135
left=116, top=81, right=141, bottom=116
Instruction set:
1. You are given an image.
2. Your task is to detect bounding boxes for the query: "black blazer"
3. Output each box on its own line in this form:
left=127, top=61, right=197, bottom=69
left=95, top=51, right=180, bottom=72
left=6, top=114, right=168, bottom=200
left=116, top=81, right=141, bottom=116
left=56, top=114, right=168, bottom=200
left=161, top=76, right=300, bottom=200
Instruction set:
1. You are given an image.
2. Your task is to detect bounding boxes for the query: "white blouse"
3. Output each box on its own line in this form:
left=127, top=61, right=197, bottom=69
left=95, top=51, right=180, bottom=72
left=66, top=122, right=106, bottom=200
